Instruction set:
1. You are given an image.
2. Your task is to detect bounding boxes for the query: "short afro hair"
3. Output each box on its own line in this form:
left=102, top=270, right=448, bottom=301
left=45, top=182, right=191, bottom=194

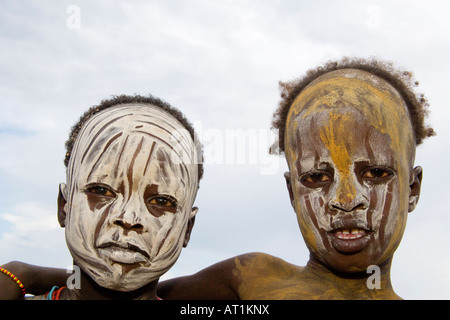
left=64, top=94, right=204, bottom=183
left=271, top=57, right=435, bottom=154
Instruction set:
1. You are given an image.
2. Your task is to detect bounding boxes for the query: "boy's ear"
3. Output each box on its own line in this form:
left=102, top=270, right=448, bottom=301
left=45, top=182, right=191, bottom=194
left=58, top=183, right=68, bottom=227
left=408, top=166, right=423, bottom=212
left=284, top=171, right=295, bottom=208
left=183, top=207, right=198, bottom=247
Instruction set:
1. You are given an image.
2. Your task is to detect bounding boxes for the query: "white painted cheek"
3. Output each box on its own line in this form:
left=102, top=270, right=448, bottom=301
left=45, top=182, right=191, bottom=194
left=293, top=183, right=328, bottom=250
left=308, top=192, right=329, bottom=251
left=65, top=193, right=110, bottom=275
left=367, top=182, right=404, bottom=262
left=368, top=181, right=389, bottom=222
left=377, top=182, right=402, bottom=238
left=369, top=185, right=387, bottom=236
left=307, top=189, right=329, bottom=230
left=146, top=213, right=176, bottom=259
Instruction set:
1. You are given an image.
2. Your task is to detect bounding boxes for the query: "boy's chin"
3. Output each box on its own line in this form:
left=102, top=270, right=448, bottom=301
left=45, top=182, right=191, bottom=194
left=91, top=267, right=161, bottom=292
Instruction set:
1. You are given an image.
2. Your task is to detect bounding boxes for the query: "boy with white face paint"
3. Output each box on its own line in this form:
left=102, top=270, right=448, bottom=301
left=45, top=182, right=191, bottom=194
left=30, top=95, right=202, bottom=299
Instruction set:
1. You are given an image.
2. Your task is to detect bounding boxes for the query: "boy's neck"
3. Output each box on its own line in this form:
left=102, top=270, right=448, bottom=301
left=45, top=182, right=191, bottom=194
left=61, top=264, right=158, bottom=300
left=305, top=255, right=400, bottom=299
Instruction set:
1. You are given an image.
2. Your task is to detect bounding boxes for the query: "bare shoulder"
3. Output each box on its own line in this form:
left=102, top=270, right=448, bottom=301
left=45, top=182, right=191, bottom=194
left=234, top=252, right=301, bottom=276
left=233, top=252, right=309, bottom=299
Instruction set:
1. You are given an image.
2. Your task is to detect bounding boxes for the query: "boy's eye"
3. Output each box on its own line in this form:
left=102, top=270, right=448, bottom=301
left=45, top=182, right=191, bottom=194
left=148, top=196, right=177, bottom=208
left=361, top=167, right=394, bottom=181
left=86, top=186, right=115, bottom=197
left=301, top=172, right=332, bottom=188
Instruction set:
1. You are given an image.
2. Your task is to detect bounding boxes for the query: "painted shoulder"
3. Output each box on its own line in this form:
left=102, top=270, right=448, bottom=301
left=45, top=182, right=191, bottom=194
left=234, top=252, right=300, bottom=277
left=233, top=252, right=309, bottom=299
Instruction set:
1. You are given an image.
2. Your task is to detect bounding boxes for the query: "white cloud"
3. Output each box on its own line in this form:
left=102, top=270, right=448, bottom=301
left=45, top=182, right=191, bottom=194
left=0, top=202, right=71, bottom=267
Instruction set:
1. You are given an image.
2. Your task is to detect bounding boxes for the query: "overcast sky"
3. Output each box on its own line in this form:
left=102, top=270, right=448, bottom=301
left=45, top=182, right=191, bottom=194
left=1, top=0, right=449, bottom=299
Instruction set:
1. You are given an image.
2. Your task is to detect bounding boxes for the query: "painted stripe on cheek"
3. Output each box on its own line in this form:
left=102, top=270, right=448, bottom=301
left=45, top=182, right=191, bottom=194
left=378, top=182, right=393, bottom=249
left=304, top=195, right=331, bottom=251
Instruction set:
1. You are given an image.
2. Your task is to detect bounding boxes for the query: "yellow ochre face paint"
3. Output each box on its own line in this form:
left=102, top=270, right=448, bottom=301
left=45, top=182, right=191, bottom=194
left=318, top=112, right=357, bottom=204
left=284, top=69, right=417, bottom=273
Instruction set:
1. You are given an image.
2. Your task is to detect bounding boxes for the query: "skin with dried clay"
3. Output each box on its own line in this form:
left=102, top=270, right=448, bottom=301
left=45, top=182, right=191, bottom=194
left=158, top=68, right=423, bottom=299
left=24, top=103, right=200, bottom=300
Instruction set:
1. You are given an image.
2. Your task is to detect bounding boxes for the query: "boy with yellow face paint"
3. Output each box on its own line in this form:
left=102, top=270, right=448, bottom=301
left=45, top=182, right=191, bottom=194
left=158, top=57, right=433, bottom=300
left=282, top=68, right=422, bottom=279
left=1, top=58, right=434, bottom=300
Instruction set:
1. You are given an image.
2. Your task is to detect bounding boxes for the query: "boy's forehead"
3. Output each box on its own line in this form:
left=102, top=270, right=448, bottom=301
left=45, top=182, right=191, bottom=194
left=81, top=103, right=187, bottom=137
left=68, top=103, right=198, bottom=185
left=285, top=69, right=416, bottom=166
left=73, top=103, right=195, bottom=160
left=287, top=69, right=409, bottom=124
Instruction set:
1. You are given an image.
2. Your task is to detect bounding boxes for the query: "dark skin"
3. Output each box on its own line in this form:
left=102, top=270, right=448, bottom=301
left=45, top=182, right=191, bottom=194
left=153, top=71, right=424, bottom=300
left=158, top=72, right=422, bottom=299
left=155, top=71, right=423, bottom=300
left=0, top=261, right=68, bottom=300
left=1, top=70, right=425, bottom=300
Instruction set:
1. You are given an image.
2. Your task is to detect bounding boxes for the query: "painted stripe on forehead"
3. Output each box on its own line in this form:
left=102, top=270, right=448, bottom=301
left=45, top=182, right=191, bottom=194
left=143, top=141, right=157, bottom=176
left=125, top=136, right=145, bottom=202
left=83, top=128, right=194, bottom=184
left=80, top=113, right=132, bottom=165
left=286, top=72, right=414, bottom=157
left=75, top=103, right=197, bottom=167
left=80, top=118, right=194, bottom=168
left=83, top=130, right=193, bottom=190
left=67, top=104, right=199, bottom=203
left=113, top=135, right=129, bottom=179
left=85, top=132, right=123, bottom=182
left=135, top=119, right=193, bottom=158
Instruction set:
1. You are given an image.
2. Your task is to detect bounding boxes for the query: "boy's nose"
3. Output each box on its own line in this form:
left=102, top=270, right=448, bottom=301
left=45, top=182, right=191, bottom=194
left=114, top=209, right=144, bottom=233
left=329, top=199, right=367, bottom=213
left=328, top=177, right=368, bottom=213
left=114, top=219, right=144, bottom=232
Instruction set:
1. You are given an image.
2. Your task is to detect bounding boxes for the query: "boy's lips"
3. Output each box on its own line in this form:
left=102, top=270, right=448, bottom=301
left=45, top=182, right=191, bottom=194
left=334, top=228, right=367, bottom=240
left=97, top=242, right=150, bottom=264
left=328, top=227, right=373, bottom=254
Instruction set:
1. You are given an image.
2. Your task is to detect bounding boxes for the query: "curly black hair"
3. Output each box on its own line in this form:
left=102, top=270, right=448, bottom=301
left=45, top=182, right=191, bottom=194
left=64, top=94, right=204, bottom=183
left=271, top=57, right=435, bottom=154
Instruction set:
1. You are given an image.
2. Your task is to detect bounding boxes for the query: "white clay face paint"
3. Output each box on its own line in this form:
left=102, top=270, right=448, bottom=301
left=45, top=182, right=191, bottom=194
left=62, top=104, right=199, bottom=292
